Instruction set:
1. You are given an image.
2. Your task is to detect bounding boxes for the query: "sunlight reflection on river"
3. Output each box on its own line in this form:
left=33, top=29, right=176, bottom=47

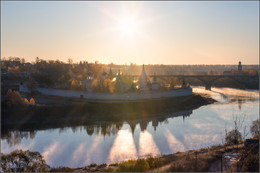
left=1, top=87, right=259, bottom=168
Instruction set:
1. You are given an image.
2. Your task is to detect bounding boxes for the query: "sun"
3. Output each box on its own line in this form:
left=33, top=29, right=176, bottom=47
left=117, top=15, right=138, bottom=38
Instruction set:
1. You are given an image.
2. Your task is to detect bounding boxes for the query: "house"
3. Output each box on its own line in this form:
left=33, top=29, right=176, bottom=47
left=151, top=73, right=160, bottom=90
left=223, top=71, right=232, bottom=75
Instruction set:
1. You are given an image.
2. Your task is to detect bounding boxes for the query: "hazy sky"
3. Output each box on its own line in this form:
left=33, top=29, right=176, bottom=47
left=1, top=1, right=259, bottom=65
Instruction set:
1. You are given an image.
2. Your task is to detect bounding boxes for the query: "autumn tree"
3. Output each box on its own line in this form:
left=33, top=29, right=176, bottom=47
left=91, top=78, right=102, bottom=92
left=30, top=98, right=35, bottom=105
left=24, top=98, right=30, bottom=104
left=5, top=89, right=34, bottom=106
left=6, top=89, right=24, bottom=106
left=71, top=79, right=82, bottom=90
left=103, top=78, right=115, bottom=93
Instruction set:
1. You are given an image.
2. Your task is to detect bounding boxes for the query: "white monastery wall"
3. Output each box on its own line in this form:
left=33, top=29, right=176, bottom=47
left=20, top=85, right=192, bottom=101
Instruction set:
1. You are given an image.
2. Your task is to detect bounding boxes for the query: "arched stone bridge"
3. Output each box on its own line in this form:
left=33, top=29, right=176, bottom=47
left=129, top=75, right=259, bottom=90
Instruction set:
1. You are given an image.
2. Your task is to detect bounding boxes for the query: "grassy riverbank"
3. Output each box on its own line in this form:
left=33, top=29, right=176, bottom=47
left=49, top=139, right=259, bottom=172
left=2, top=139, right=258, bottom=172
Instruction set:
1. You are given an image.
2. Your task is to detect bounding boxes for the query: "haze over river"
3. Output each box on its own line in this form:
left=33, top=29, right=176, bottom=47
left=1, top=87, right=259, bottom=168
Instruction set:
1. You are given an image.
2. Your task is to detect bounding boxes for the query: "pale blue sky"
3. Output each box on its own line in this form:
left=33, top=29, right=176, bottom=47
left=1, top=1, right=259, bottom=64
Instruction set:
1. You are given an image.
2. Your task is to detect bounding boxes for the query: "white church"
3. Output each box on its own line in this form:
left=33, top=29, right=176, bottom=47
left=137, top=65, right=160, bottom=91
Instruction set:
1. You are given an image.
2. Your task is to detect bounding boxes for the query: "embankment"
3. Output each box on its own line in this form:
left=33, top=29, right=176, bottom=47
left=1, top=94, right=216, bottom=133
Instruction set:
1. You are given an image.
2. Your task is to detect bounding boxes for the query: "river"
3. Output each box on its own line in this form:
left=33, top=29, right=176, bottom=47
left=1, top=87, right=259, bottom=168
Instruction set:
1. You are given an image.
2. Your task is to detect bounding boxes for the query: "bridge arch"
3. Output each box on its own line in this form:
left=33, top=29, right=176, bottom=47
left=127, top=74, right=258, bottom=90
left=184, top=75, right=255, bottom=90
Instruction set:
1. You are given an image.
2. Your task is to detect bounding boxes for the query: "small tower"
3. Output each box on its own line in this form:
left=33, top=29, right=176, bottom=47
left=238, top=61, right=242, bottom=75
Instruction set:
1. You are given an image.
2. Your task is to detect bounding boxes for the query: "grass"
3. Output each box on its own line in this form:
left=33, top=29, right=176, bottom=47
left=103, top=144, right=246, bottom=172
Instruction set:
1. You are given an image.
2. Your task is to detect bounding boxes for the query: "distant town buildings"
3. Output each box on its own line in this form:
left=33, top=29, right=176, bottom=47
left=151, top=73, right=160, bottom=90
left=96, top=64, right=190, bottom=92
left=115, top=70, right=124, bottom=92
left=223, top=61, right=243, bottom=75
left=223, top=71, right=232, bottom=75
left=86, top=71, right=94, bottom=81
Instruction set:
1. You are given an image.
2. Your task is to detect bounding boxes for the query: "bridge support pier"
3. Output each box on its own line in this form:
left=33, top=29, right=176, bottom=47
left=205, top=84, right=211, bottom=90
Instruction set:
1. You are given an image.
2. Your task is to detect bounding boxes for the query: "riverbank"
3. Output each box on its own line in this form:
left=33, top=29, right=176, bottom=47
left=49, top=139, right=259, bottom=172
left=1, top=138, right=258, bottom=172
left=1, top=94, right=215, bottom=133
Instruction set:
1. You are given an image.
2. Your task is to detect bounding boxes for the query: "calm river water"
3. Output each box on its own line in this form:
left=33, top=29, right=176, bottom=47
left=1, top=87, right=259, bottom=168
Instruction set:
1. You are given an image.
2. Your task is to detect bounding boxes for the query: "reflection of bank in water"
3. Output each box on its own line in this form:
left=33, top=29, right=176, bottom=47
left=1, top=110, right=193, bottom=147
left=2, top=93, right=211, bottom=138
left=126, top=110, right=193, bottom=133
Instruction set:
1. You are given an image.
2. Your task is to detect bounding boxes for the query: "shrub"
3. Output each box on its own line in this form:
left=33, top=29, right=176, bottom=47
left=89, top=163, right=97, bottom=167
left=30, top=98, right=35, bottom=105
left=117, top=159, right=150, bottom=172
left=135, top=159, right=150, bottom=172
left=225, top=129, right=242, bottom=145
left=109, top=163, right=118, bottom=166
left=146, top=157, right=160, bottom=169
left=50, top=166, right=74, bottom=172
left=1, top=150, right=49, bottom=172
left=98, top=163, right=107, bottom=168
left=250, top=119, right=259, bottom=138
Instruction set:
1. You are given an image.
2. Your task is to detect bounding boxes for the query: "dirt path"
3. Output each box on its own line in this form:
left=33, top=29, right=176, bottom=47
left=150, top=162, right=173, bottom=172
left=208, top=151, right=241, bottom=172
